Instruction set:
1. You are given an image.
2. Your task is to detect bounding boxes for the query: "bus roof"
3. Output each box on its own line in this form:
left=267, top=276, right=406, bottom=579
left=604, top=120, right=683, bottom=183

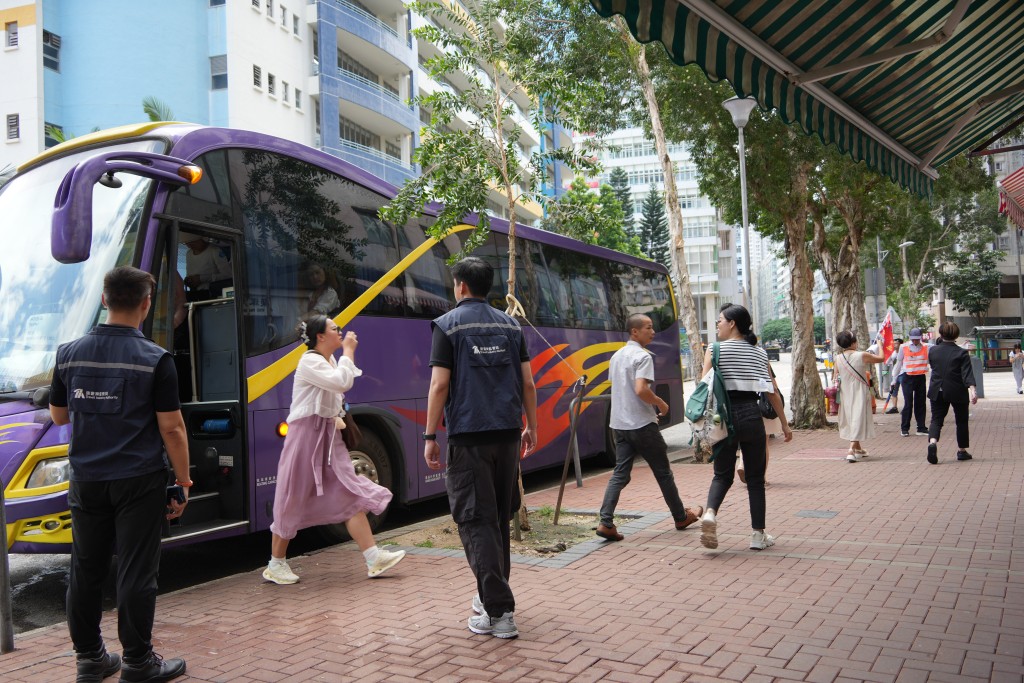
left=17, top=122, right=187, bottom=173
left=971, top=325, right=1024, bottom=335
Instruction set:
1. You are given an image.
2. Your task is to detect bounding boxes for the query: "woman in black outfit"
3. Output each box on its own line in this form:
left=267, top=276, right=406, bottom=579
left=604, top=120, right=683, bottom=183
left=926, top=321, right=978, bottom=464
left=699, top=304, right=792, bottom=551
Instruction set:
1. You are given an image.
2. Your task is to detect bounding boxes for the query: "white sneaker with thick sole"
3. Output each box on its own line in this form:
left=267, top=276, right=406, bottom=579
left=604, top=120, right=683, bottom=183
left=467, top=611, right=518, bottom=638
left=846, top=452, right=862, bottom=462
left=367, top=548, right=406, bottom=578
left=700, top=509, right=718, bottom=549
left=750, top=530, right=775, bottom=550
left=472, top=594, right=485, bottom=615
left=263, top=560, right=299, bottom=585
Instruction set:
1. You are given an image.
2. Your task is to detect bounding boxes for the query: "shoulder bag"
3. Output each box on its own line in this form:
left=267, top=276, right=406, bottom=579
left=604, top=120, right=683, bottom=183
left=758, top=362, right=783, bottom=419
left=686, top=343, right=731, bottom=448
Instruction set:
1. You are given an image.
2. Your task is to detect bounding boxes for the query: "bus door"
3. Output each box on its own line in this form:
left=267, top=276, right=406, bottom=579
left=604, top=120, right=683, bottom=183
left=158, top=220, right=249, bottom=541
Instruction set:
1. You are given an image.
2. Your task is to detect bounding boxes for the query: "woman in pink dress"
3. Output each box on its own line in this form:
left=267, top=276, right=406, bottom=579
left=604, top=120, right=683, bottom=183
left=263, top=315, right=405, bottom=584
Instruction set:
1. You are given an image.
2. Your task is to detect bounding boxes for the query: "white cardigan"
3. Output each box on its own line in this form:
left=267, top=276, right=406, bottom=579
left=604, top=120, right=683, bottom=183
left=285, top=352, right=362, bottom=423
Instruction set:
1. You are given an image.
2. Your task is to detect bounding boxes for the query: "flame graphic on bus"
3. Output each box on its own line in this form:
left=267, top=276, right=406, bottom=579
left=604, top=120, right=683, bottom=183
left=391, top=341, right=624, bottom=450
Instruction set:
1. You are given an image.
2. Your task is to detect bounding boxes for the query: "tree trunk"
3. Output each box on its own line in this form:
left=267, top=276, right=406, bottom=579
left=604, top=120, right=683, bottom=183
left=784, top=164, right=828, bottom=429
left=625, top=28, right=704, bottom=382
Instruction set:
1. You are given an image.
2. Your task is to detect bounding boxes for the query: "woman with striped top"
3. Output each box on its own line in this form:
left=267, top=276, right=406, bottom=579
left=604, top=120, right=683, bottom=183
left=699, top=304, right=792, bottom=551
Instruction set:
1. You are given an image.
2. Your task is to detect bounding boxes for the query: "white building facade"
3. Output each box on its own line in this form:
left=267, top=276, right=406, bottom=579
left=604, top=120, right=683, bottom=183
left=588, top=127, right=740, bottom=345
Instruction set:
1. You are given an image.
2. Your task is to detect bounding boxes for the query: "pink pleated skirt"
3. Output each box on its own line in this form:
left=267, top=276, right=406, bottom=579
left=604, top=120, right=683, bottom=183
left=270, top=414, right=392, bottom=540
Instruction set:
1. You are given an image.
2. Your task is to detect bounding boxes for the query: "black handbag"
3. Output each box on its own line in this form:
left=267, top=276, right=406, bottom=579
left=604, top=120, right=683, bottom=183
left=758, top=391, right=783, bottom=419
left=340, top=413, right=362, bottom=451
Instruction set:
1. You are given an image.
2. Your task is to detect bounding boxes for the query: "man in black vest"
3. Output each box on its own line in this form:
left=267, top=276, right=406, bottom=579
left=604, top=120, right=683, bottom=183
left=424, top=257, right=537, bottom=639
left=50, top=266, right=191, bottom=683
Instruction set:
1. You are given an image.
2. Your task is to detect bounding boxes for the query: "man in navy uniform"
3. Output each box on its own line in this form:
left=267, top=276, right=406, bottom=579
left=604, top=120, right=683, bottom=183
left=423, top=257, right=537, bottom=639
left=50, top=266, right=191, bottom=683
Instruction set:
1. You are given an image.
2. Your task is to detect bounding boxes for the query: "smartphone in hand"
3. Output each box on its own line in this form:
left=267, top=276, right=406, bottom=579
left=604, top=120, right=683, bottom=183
left=166, top=484, right=186, bottom=506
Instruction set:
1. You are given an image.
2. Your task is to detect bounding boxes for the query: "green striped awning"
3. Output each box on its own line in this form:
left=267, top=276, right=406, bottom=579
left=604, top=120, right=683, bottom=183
left=590, top=0, right=1024, bottom=197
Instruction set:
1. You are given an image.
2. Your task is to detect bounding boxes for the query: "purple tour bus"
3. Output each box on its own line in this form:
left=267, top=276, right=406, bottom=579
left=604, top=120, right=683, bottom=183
left=0, top=123, right=682, bottom=553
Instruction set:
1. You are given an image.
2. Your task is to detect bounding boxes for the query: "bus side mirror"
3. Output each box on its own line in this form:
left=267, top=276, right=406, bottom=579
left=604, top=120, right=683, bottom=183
left=51, top=151, right=202, bottom=264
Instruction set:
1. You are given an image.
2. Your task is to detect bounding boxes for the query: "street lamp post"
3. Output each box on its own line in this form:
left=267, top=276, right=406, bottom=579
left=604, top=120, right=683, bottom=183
left=874, top=238, right=915, bottom=334
left=722, top=96, right=758, bottom=329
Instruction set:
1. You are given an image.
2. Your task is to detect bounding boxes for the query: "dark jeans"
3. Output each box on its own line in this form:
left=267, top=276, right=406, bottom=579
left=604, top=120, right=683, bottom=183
left=929, top=393, right=970, bottom=449
left=599, top=423, right=687, bottom=526
left=67, top=469, right=167, bottom=661
left=446, top=440, right=520, bottom=618
left=706, top=402, right=767, bottom=530
left=900, top=373, right=927, bottom=432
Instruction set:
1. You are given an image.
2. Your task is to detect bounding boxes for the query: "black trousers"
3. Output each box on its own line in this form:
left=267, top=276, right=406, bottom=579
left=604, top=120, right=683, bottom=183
left=446, top=440, right=520, bottom=618
left=928, top=393, right=970, bottom=449
left=67, top=469, right=167, bottom=661
left=706, top=402, right=767, bottom=529
left=599, top=423, right=687, bottom=526
left=900, top=373, right=928, bottom=432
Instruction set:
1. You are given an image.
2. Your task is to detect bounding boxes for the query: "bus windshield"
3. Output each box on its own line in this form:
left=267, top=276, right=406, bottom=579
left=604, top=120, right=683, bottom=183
left=0, top=140, right=163, bottom=393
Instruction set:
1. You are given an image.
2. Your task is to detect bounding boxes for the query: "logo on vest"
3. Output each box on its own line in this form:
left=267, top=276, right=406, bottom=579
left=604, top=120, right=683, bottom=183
left=73, top=388, right=118, bottom=400
left=472, top=344, right=504, bottom=355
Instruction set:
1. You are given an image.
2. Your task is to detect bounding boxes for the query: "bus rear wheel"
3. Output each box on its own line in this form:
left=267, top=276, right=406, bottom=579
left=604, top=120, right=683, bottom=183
left=314, top=427, right=394, bottom=544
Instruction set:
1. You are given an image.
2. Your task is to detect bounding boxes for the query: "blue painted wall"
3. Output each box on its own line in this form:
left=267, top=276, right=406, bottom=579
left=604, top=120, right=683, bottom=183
left=43, top=0, right=211, bottom=136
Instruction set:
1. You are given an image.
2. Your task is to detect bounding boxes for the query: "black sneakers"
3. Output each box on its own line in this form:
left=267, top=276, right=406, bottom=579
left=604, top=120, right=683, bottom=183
left=927, top=442, right=938, bottom=465
left=119, top=653, right=186, bottom=683
left=956, top=451, right=973, bottom=461
left=76, top=650, right=120, bottom=683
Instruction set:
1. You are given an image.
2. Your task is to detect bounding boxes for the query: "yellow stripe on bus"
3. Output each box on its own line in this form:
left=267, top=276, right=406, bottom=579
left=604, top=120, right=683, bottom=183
left=246, top=223, right=476, bottom=403
left=17, top=122, right=184, bottom=173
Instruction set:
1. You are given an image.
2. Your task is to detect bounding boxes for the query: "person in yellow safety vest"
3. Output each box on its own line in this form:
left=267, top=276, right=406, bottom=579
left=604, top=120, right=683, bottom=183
left=896, top=328, right=929, bottom=437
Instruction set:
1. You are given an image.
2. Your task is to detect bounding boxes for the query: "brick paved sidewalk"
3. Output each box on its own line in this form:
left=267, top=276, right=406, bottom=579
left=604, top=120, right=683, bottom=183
left=4, top=395, right=1022, bottom=682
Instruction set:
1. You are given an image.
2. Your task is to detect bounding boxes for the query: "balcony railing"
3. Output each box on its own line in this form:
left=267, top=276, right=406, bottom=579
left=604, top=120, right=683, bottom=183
left=338, top=68, right=405, bottom=106
left=335, top=139, right=415, bottom=185
left=336, top=0, right=398, bottom=38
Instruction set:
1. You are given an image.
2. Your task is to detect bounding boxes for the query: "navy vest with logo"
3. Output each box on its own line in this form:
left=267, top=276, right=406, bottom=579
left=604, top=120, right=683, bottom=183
left=432, top=299, right=525, bottom=437
left=55, top=325, right=170, bottom=481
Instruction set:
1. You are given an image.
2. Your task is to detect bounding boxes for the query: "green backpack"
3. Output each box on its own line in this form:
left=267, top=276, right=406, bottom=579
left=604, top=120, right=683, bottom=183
left=684, top=342, right=733, bottom=447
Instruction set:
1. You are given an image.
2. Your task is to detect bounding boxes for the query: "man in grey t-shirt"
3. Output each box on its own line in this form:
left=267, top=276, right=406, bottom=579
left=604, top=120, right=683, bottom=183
left=597, top=314, right=702, bottom=541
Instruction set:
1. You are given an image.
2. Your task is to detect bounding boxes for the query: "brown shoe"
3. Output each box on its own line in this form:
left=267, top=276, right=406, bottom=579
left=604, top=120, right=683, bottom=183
left=596, top=523, right=624, bottom=541
left=675, top=506, right=703, bottom=530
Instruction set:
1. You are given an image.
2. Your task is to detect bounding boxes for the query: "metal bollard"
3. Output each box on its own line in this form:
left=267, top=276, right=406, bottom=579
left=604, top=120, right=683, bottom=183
left=1, top=479, right=15, bottom=653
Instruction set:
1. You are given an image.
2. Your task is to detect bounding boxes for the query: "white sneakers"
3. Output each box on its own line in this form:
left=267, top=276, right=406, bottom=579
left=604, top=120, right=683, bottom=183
left=701, top=508, right=777, bottom=551
left=846, top=451, right=863, bottom=462
left=700, top=508, right=718, bottom=549
left=467, top=611, right=518, bottom=639
left=367, top=548, right=406, bottom=578
left=472, top=594, right=485, bottom=615
left=750, top=530, right=776, bottom=550
left=263, top=559, right=300, bottom=585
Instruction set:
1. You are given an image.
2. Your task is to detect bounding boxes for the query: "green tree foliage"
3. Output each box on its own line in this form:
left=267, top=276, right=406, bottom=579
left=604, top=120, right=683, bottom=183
left=939, top=247, right=1006, bottom=326
left=542, top=176, right=643, bottom=256
left=380, top=0, right=602, bottom=289
left=759, top=318, right=793, bottom=345
left=637, top=186, right=670, bottom=267
left=608, top=166, right=635, bottom=237
left=142, top=96, right=175, bottom=123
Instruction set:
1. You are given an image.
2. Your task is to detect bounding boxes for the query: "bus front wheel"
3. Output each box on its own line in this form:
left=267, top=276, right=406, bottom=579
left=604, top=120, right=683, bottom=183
left=314, top=427, right=394, bottom=543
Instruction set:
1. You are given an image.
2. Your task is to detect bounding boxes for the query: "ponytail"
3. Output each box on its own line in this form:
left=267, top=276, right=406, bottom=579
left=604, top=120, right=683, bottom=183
left=743, top=330, right=758, bottom=347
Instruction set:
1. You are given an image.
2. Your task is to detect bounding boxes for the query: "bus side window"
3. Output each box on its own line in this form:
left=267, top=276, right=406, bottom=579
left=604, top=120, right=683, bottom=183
left=397, top=219, right=455, bottom=319
left=541, top=244, right=578, bottom=328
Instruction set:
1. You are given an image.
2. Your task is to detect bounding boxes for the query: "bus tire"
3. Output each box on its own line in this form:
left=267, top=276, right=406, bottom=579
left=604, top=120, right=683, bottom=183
left=314, top=428, right=394, bottom=544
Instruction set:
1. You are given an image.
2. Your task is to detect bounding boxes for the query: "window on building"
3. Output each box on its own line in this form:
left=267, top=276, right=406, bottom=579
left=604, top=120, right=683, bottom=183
left=5, top=21, right=17, bottom=48
left=251, top=0, right=260, bottom=8
left=210, top=55, right=227, bottom=90
left=295, top=88, right=302, bottom=109
left=44, top=122, right=63, bottom=148
left=42, top=30, right=61, bottom=72
left=253, top=64, right=262, bottom=88
left=385, top=140, right=401, bottom=160
left=339, top=116, right=380, bottom=149
left=268, top=73, right=276, bottom=96
left=293, top=13, right=299, bottom=36
left=6, top=114, right=19, bottom=141
left=282, top=81, right=290, bottom=103
left=338, top=50, right=377, bottom=83
left=210, top=0, right=226, bottom=6
left=280, top=5, right=287, bottom=25
left=266, top=0, right=273, bottom=18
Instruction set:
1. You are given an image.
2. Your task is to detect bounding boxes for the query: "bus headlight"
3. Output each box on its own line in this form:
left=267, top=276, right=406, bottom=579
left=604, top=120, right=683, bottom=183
left=26, top=457, right=71, bottom=488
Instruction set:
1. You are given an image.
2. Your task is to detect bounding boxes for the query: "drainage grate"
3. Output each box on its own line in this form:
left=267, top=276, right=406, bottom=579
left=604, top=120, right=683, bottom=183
left=796, top=510, right=838, bottom=519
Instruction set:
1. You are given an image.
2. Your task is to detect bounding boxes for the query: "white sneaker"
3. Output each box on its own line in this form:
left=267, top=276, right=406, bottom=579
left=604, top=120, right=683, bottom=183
left=472, top=594, right=485, bottom=615
left=700, top=509, right=718, bottom=549
left=263, top=560, right=299, bottom=585
left=367, top=548, right=406, bottom=578
left=467, top=611, right=518, bottom=638
left=846, top=452, right=862, bottom=462
left=750, top=530, right=775, bottom=550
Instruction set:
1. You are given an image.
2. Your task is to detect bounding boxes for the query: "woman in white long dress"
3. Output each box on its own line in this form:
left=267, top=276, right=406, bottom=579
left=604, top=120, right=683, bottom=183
left=1010, top=343, right=1023, bottom=395
left=835, top=330, right=886, bottom=463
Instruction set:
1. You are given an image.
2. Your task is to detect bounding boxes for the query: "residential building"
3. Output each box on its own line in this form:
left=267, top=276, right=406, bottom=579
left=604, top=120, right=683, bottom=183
left=585, top=127, right=740, bottom=345
left=0, top=0, right=564, bottom=223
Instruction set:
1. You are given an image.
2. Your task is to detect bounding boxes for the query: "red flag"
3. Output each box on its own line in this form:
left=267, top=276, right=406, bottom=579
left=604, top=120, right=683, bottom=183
left=880, top=309, right=894, bottom=360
